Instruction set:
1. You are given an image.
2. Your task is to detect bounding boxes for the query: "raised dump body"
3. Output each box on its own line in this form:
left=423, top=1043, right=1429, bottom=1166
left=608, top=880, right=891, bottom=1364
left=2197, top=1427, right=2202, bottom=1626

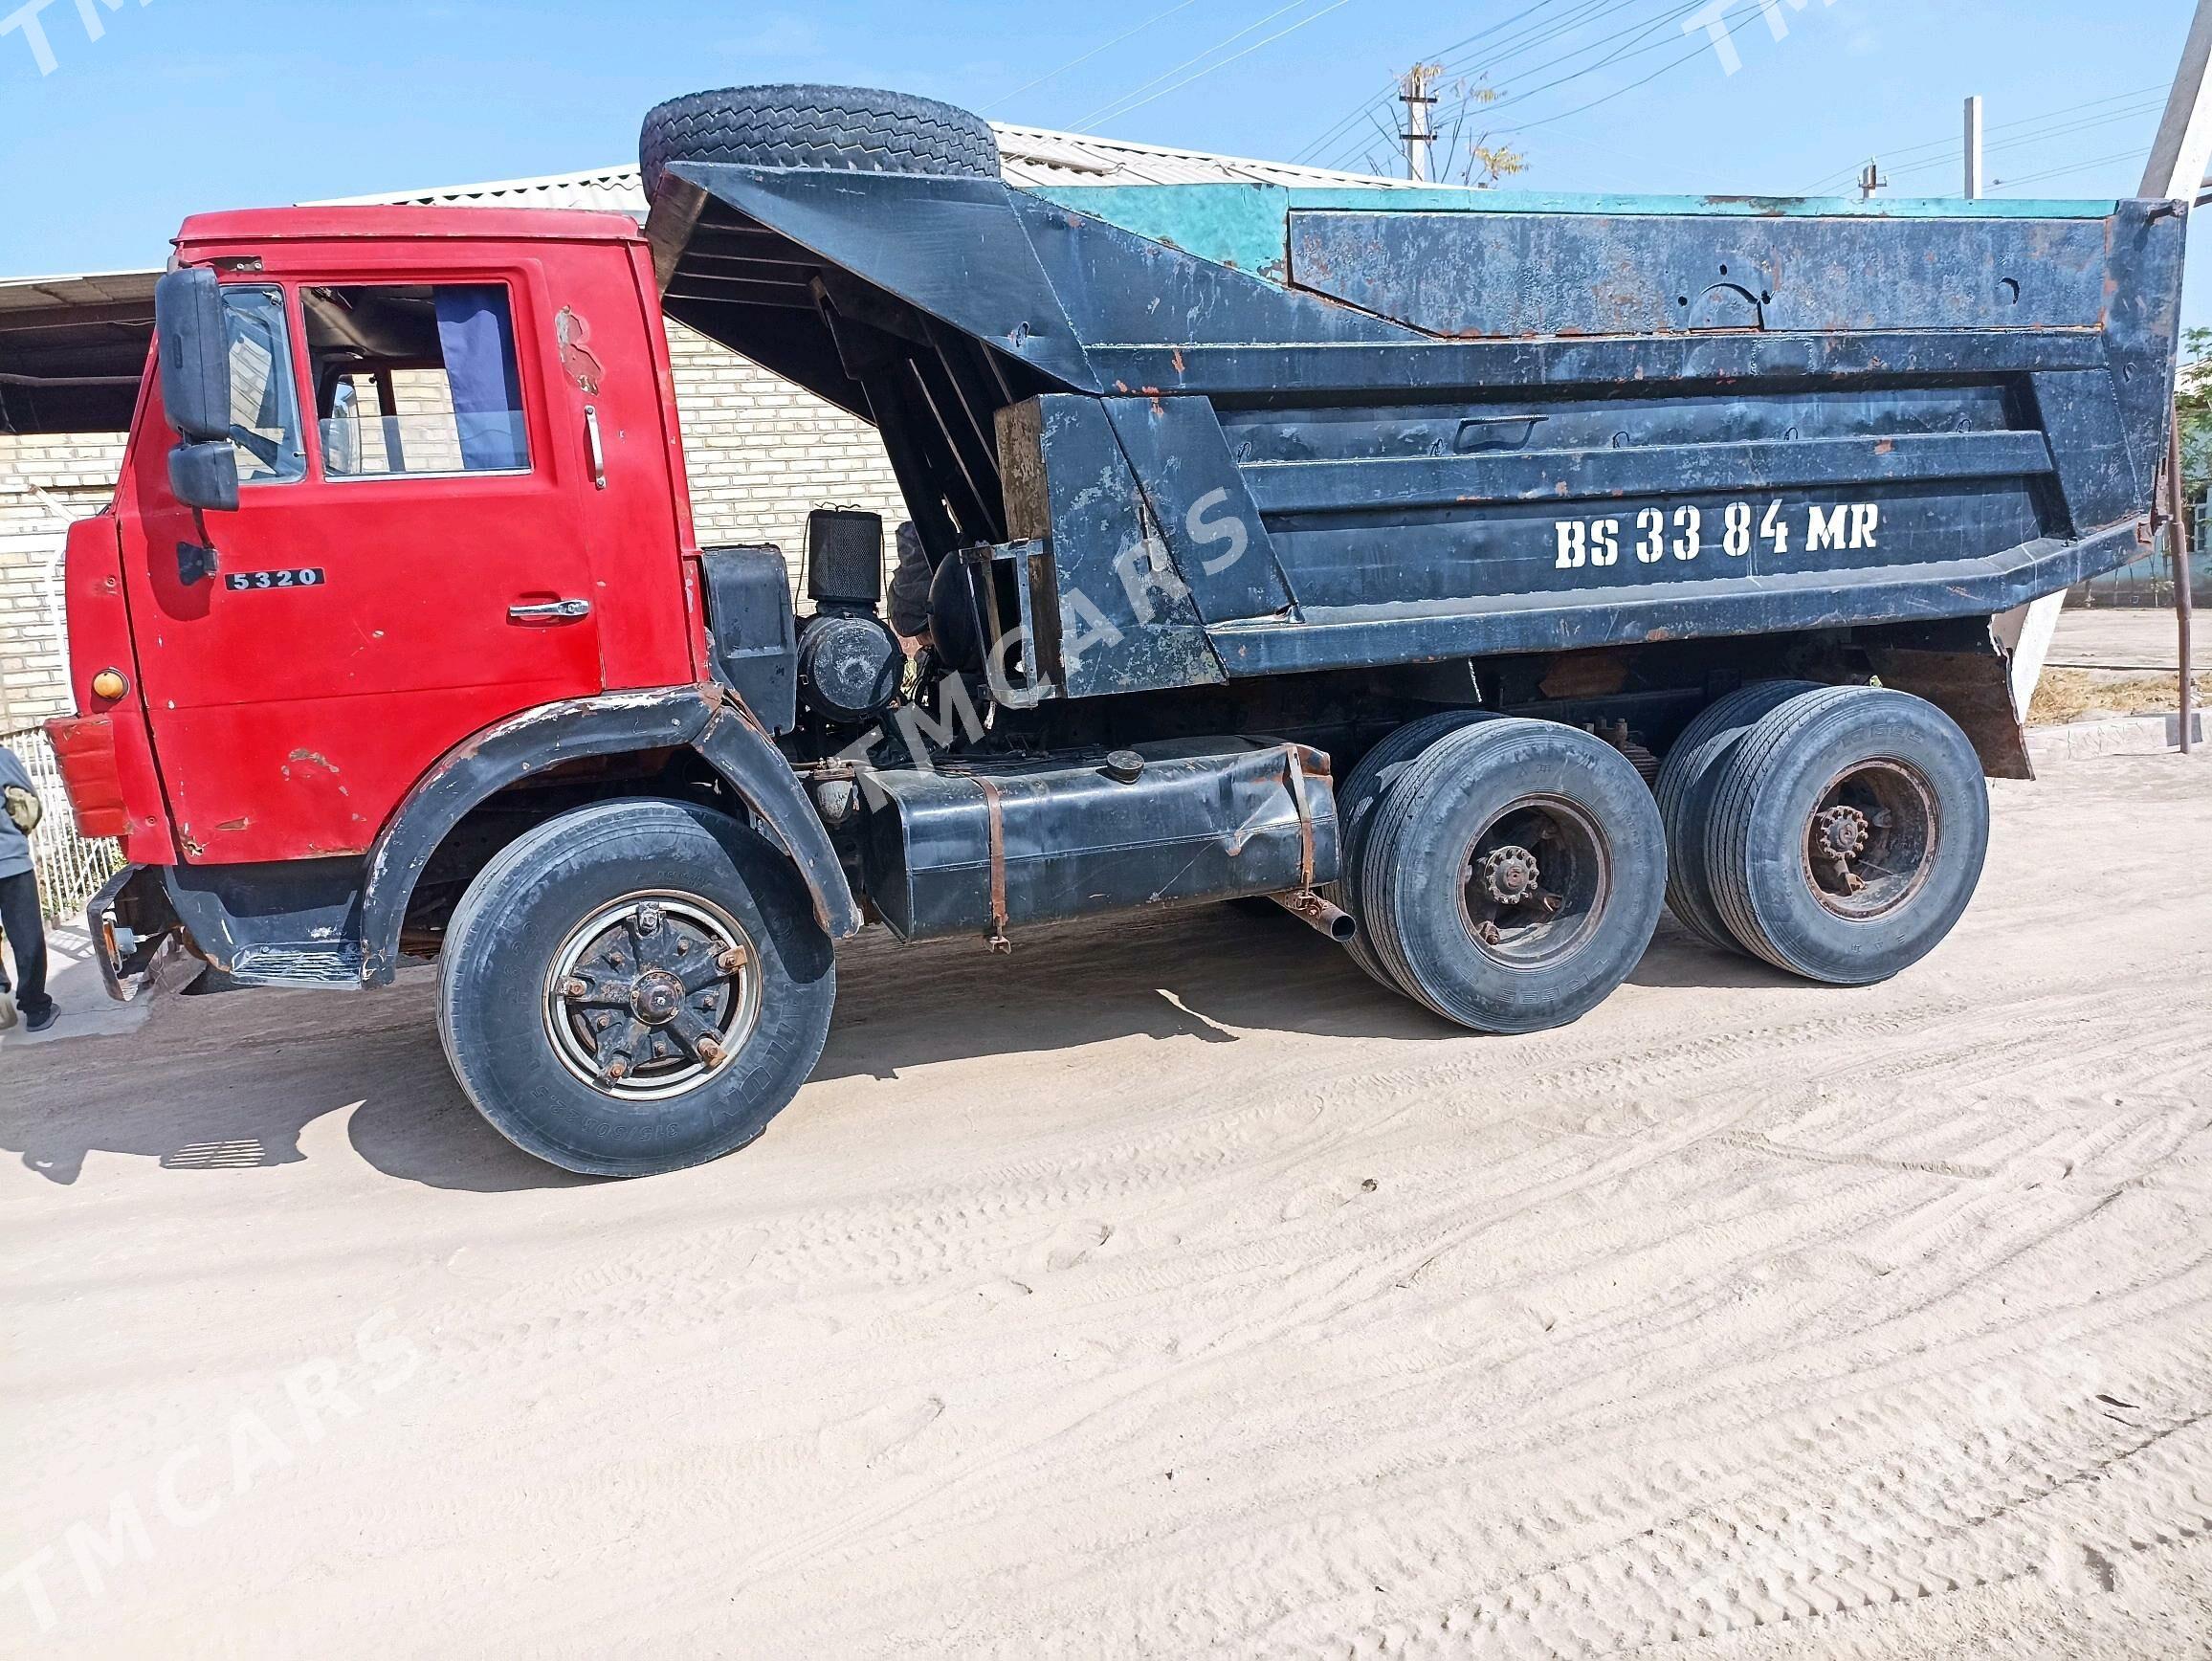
left=646, top=157, right=2184, bottom=726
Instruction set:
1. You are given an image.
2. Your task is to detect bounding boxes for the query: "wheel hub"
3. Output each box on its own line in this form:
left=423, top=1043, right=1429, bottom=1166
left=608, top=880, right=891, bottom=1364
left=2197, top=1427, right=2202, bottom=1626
left=1814, top=805, right=1870, bottom=862
left=543, top=895, right=763, bottom=1100
left=1810, top=805, right=1872, bottom=893
left=630, top=970, right=686, bottom=1026
left=1802, top=760, right=1938, bottom=920
left=1477, top=845, right=1541, bottom=906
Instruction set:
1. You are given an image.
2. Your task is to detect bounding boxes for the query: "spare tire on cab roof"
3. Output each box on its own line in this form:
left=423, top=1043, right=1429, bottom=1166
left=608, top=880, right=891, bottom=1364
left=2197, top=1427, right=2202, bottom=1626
left=639, top=84, right=1001, bottom=202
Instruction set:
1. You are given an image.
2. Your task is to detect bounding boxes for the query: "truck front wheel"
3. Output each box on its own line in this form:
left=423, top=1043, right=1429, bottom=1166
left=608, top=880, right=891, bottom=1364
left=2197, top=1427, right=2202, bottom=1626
left=1357, top=720, right=1668, bottom=1033
left=437, top=799, right=836, bottom=1177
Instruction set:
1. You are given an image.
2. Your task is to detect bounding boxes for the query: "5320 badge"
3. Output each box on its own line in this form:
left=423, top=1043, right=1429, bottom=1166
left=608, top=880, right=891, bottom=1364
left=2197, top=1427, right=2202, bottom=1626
left=225, top=568, right=326, bottom=591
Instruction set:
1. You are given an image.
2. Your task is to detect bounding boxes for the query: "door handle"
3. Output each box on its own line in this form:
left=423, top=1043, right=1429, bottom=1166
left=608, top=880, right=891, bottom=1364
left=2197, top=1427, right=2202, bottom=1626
left=509, top=599, right=592, bottom=623
left=584, top=405, right=608, bottom=490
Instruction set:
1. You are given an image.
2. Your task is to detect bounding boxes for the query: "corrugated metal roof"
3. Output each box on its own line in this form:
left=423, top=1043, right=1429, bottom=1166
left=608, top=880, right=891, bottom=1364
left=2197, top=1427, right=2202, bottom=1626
left=316, top=123, right=1402, bottom=215
left=315, top=166, right=650, bottom=214
left=0, top=269, right=160, bottom=317
left=0, top=269, right=160, bottom=432
left=993, top=123, right=1408, bottom=190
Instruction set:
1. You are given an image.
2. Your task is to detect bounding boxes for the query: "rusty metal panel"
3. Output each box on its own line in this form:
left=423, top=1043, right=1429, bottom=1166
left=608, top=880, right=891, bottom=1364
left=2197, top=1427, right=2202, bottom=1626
left=1286, top=210, right=2114, bottom=339
left=997, top=395, right=1225, bottom=698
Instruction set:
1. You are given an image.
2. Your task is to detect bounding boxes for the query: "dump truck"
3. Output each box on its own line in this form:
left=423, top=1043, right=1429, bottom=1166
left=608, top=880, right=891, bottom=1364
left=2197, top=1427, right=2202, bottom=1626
left=45, top=86, right=2185, bottom=1175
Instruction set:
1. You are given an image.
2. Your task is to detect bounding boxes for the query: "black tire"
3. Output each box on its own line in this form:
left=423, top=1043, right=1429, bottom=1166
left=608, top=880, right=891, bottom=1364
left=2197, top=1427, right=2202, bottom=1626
left=437, top=799, right=836, bottom=1177
left=640, top=84, right=1000, bottom=201
left=1706, top=686, right=1989, bottom=986
left=1324, top=710, right=1503, bottom=986
left=1654, top=680, right=1821, bottom=952
left=1360, top=719, right=1667, bottom=1033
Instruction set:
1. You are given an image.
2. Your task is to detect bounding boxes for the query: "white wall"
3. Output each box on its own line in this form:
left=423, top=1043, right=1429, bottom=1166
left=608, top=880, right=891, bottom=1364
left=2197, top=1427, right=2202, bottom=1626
left=0, top=432, right=124, bottom=731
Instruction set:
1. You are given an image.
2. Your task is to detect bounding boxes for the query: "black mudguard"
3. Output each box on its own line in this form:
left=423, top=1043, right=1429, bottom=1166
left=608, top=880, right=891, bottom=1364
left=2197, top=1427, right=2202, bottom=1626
left=360, top=686, right=859, bottom=986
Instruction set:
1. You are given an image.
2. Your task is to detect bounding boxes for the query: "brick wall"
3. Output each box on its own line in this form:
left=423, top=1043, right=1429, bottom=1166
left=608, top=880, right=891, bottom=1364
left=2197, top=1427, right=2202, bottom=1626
left=0, top=325, right=910, bottom=730
left=664, top=320, right=908, bottom=582
left=0, top=432, right=123, bottom=730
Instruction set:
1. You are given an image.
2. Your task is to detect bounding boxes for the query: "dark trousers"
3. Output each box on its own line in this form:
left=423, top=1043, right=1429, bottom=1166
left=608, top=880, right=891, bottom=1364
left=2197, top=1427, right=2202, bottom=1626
left=0, top=870, right=51, bottom=1022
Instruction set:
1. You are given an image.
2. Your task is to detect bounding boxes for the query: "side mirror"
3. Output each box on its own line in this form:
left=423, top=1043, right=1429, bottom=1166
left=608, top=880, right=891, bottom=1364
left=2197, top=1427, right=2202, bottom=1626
left=168, top=440, right=239, bottom=514
left=154, top=267, right=232, bottom=444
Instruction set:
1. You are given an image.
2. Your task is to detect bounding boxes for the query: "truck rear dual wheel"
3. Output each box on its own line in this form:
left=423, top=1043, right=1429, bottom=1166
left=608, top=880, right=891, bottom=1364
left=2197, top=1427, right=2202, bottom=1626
left=1654, top=679, right=1820, bottom=951
left=1326, top=709, right=1502, bottom=988
left=1664, top=683, right=1990, bottom=985
left=437, top=799, right=836, bottom=1177
left=1354, top=720, right=1668, bottom=1034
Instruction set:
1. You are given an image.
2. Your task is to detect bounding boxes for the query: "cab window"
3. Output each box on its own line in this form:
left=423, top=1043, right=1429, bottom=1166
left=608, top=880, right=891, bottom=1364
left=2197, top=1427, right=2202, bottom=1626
left=303, top=284, right=531, bottom=478
left=222, top=286, right=307, bottom=484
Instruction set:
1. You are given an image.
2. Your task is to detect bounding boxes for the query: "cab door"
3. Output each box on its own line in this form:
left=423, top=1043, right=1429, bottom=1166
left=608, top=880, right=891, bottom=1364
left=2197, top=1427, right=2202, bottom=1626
left=121, top=264, right=606, bottom=863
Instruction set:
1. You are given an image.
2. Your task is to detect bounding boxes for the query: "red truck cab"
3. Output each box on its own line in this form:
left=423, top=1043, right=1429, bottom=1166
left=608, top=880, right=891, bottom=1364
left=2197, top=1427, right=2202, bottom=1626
left=53, top=206, right=709, bottom=867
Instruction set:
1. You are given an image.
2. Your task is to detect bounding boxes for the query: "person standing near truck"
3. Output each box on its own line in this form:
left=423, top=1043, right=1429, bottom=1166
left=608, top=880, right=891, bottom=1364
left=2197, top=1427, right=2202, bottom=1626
left=0, top=742, right=56, bottom=1034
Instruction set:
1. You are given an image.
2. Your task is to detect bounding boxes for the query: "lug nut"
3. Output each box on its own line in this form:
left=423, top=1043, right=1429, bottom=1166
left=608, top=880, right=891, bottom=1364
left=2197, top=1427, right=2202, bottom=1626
left=563, top=977, right=589, bottom=999
left=697, top=1034, right=724, bottom=1064
left=716, top=944, right=750, bottom=974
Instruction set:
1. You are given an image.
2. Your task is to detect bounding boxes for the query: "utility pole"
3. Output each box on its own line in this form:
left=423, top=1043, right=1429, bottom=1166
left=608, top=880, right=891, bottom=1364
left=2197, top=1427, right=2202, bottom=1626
left=2140, top=4, right=2212, bottom=753
left=1857, top=159, right=1886, bottom=200
left=1400, top=64, right=1437, bottom=183
left=1963, top=96, right=1984, bottom=199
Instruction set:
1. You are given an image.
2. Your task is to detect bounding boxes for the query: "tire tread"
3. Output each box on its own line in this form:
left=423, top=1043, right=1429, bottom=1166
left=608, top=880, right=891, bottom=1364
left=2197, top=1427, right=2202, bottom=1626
left=641, top=84, right=1000, bottom=200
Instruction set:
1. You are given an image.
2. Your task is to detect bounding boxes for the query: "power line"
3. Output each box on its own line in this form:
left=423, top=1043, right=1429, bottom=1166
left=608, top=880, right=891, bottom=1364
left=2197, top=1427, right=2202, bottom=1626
left=1388, top=0, right=1691, bottom=144
left=984, top=0, right=1208, bottom=114
left=1322, top=0, right=1762, bottom=171
left=1423, top=0, right=1717, bottom=133
left=1435, top=0, right=1679, bottom=82
left=1303, top=0, right=1667, bottom=168
left=1090, top=0, right=1360, bottom=126
left=1482, top=0, right=1780, bottom=137
left=1295, top=0, right=1593, bottom=164
left=1881, top=99, right=2164, bottom=187
left=1075, top=0, right=1343, bottom=129
left=1798, top=83, right=2165, bottom=195
left=1993, top=146, right=2154, bottom=192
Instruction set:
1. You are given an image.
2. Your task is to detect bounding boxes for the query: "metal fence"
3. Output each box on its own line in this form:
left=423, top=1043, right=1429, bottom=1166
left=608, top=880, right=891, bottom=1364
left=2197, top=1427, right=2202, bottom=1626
left=2071, top=507, right=2212, bottom=609
left=2, top=722, right=122, bottom=923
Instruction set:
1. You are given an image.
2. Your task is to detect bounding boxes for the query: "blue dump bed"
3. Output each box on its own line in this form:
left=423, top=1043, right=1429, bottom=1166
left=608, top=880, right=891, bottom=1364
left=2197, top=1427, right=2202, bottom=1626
left=645, top=164, right=2184, bottom=706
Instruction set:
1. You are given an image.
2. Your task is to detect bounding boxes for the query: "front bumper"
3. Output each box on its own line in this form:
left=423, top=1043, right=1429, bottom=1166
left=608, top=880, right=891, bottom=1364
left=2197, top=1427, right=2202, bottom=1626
left=83, top=864, right=174, bottom=1003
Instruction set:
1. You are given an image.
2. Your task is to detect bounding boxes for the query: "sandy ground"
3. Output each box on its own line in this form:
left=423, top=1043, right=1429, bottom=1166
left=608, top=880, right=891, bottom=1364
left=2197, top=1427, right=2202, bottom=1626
left=3, top=750, right=2209, bottom=1658
left=2047, top=609, right=2199, bottom=675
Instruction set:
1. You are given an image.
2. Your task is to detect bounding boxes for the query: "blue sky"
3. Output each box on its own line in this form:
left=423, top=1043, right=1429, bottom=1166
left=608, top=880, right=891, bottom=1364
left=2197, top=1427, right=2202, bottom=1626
left=1, top=0, right=2203, bottom=321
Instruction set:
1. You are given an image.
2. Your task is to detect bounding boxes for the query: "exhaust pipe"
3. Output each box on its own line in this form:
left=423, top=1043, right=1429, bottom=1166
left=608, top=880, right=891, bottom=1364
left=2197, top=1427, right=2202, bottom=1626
left=1271, top=888, right=1357, bottom=944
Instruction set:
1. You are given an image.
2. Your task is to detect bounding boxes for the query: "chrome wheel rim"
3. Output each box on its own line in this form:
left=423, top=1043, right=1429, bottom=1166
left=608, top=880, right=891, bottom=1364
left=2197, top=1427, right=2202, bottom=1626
left=542, top=892, right=763, bottom=1100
